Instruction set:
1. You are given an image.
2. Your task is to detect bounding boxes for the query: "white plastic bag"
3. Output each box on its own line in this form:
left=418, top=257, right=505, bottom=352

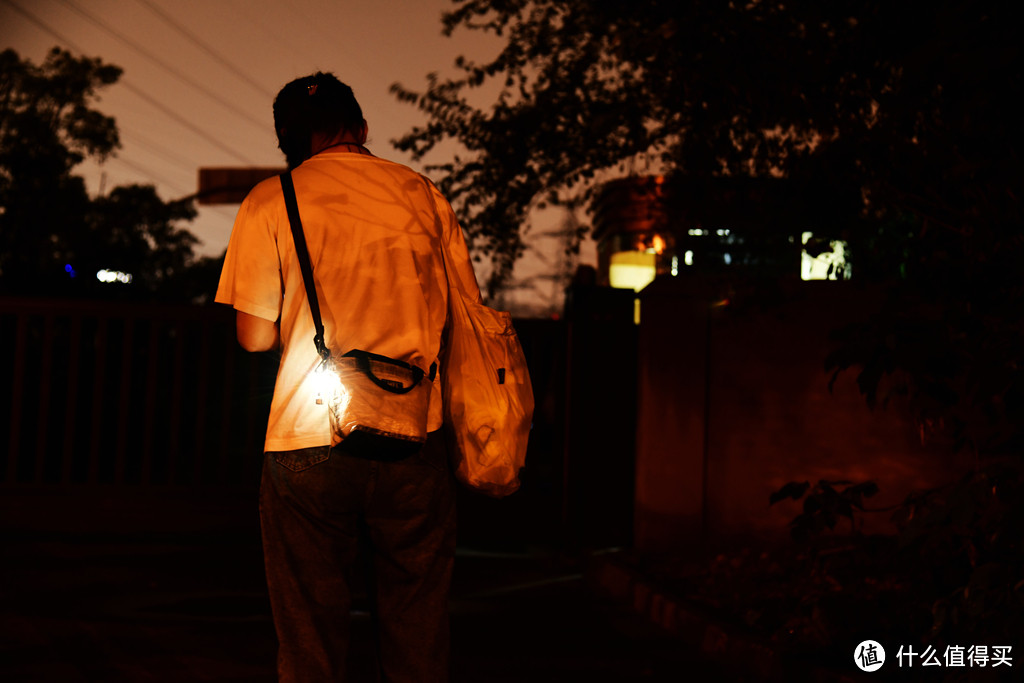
left=442, top=292, right=533, bottom=497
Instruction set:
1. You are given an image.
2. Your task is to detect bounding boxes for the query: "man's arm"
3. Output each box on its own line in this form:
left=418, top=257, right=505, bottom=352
left=236, top=310, right=280, bottom=352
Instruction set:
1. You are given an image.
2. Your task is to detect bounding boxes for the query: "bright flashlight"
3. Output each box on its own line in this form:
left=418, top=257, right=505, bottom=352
left=311, top=359, right=343, bottom=405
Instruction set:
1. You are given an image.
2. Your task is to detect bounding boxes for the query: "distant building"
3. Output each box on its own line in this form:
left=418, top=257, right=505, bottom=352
left=591, top=175, right=850, bottom=291
left=591, top=176, right=675, bottom=291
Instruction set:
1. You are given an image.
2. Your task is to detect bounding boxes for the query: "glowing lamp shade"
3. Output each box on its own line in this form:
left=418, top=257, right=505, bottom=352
left=609, top=251, right=657, bottom=292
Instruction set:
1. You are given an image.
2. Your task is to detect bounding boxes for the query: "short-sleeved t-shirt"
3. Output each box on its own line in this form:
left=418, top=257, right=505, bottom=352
left=215, top=149, right=480, bottom=452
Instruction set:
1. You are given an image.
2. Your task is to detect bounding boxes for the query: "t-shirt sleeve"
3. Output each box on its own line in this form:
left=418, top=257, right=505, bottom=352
left=215, top=192, right=283, bottom=322
left=427, top=181, right=482, bottom=305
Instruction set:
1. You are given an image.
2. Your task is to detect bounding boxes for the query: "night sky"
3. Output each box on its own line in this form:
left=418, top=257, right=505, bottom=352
left=0, top=0, right=501, bottom=257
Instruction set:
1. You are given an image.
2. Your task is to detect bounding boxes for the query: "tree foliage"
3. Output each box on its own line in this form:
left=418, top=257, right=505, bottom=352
left=393, top=0, right=1019, bottom=291
left=0, top=47, right=198, bottom=299
left=396, top=1, right=1022, bottom=451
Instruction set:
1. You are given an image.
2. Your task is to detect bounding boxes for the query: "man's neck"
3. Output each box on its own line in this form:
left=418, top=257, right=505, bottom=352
left=314, top=141, right=370, bottom=155
left=310, top=131, right=368, bottom=157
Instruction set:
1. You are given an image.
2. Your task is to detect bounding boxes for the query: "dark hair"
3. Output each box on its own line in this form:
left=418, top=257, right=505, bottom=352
left=272, top=72, right=363, bottom=168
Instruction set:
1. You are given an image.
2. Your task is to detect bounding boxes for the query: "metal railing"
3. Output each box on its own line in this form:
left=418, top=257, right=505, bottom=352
left=0, top=297, right=575, bottom=545
left=1, top=298, right=277, bottom=490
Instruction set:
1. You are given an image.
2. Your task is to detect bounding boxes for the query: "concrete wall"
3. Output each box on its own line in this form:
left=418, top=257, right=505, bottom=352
left=634, top=276, right=974, bottom=552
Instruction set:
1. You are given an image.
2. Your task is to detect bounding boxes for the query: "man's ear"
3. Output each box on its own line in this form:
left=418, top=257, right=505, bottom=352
left=358, top=120, right=368, bottom=144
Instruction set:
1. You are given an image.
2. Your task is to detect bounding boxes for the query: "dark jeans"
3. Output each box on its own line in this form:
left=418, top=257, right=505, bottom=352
left=260, top=431, right=456, bottom=682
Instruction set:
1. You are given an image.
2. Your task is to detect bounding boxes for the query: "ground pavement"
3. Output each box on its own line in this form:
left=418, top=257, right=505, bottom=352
left=0, top=531, right=732, bottom=682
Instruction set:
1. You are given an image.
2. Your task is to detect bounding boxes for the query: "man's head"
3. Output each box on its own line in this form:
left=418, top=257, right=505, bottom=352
left=273, top=72, right=365, bottom=169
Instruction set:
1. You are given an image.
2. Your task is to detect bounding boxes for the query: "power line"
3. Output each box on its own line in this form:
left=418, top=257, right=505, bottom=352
left=198, top=204, right=238, bottom=222
left=120, top=127, right=201, bottom=173
left=1, top=0, right=257, bottom=165
left=117, top=82, right=256, bottom=164
left=103, top=155, right=191, bottom=196
left=286, top=0, right=381, bottom=81
left=237, top=10, right=319, bottom=71
left=238, top=2, right=380, bottom=86
left=54, top=0, right=270, bottom=133
left=132, top=0, right=275, bottom=100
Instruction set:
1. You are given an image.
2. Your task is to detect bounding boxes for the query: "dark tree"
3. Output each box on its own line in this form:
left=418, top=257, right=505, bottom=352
left=396, top=0, right=1022, bottom=451
left=0, top=47, right=198, bottom=299
left=394, top=0, right=1018, bottom=280
left=85, top=185, right=198, bottom=294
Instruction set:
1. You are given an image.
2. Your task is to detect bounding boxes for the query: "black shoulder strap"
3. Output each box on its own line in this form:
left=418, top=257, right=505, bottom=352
left=280, top=172, right=329, bottom=361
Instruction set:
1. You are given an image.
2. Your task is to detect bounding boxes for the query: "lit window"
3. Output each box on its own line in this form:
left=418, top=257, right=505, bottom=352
left=801, top=232, right=850, bottom=280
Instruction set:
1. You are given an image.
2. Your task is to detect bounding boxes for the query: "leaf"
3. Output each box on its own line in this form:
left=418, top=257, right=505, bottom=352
left=770, top=481, right=810, bottom=505
left=827, top=366, right=848, bottom=394
left=804, top=496, right=822, bottom=515
left=816, top=512, right=834, bottom=531
left=842, top=481, right=880, bottom=509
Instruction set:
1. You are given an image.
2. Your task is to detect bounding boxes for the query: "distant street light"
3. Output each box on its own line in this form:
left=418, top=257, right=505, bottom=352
left=96, top=269, right=133, bottom=284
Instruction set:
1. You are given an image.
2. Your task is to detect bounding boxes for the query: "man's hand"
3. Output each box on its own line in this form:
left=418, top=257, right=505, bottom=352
left=236, top=310, right=280, bottom=352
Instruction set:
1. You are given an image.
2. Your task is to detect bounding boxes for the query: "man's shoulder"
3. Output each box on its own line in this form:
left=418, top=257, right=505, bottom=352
left=242, top=174, right=285, bottom=209
left=299, top=154, right=435, bottom=190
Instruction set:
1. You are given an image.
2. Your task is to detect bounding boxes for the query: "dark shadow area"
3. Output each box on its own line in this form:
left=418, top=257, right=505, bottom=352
left=0, top=530, right=736, bottom=682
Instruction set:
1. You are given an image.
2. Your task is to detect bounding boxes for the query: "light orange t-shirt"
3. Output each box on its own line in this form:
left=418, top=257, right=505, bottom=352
left=215, top=149, right=480, bottom=452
